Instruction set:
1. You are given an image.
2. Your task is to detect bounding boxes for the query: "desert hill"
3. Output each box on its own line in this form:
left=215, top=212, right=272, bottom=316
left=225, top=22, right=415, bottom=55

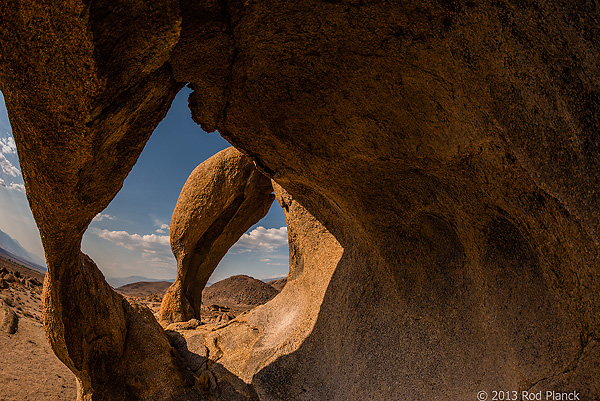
left=201, top=274, right=279, bottom=308
left=107, top=275, right=174, bottom=288
left=110, top=275, right=286, bottom=326
left=115, top=281, right=172, bottom=297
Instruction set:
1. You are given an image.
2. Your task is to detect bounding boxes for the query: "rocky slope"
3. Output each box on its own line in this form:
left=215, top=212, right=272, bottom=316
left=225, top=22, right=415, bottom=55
left=265, top=278, right=286, bottom=292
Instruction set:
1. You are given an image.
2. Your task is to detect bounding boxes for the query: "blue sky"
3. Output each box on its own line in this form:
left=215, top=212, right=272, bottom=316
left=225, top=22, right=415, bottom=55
left=0, top=88, right=289, bottom=282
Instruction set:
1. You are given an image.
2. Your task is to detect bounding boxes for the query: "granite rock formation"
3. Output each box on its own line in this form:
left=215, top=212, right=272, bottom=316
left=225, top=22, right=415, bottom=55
left=1, top=1, right=600, bottom=400
left=193, top=182, right=343, bottom=388
left=159, top=147, right=274, bottom=323
left=0, top=2, right=204, bottom=399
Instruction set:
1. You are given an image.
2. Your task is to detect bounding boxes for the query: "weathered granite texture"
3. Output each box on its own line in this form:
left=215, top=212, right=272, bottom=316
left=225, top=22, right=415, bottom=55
left=1, top=1, right=599, bottom=399
left=191, top=182, right=343, bottom=389
left=159, top=147, right=274, bottom=324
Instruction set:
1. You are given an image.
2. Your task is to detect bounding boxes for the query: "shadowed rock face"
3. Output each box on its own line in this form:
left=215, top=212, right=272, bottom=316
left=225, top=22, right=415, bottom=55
left=159, top=147, right=274, bottom=323
left=1, top=1, right=600, bottom=400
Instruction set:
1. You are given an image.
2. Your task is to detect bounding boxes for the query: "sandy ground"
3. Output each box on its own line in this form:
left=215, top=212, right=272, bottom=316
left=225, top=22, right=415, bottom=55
left=0, top=260, right=282, bottom=400
left=0, top=278, right=77, bottom=401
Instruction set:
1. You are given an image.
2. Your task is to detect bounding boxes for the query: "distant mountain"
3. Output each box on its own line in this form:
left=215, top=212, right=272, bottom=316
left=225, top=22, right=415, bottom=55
left=114, top=281, right=173, bottom=297
left=0, top=229, right=46, bottom=272
left=107, top=276, right=175, bottom=288
left=267, top=278, right=287, bottom=291
left=260, top=275, right=287, bottom=283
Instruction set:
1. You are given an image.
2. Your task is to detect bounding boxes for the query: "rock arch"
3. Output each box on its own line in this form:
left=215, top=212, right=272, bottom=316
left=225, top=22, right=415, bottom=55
left=159, top=147, right=274, bottom=324
left=1, top=1, right=600, bottom=399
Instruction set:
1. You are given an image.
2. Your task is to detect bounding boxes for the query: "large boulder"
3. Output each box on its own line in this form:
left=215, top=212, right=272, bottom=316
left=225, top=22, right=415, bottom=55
left=180, top=3, right=600, bottom=398
left=0, top=299, right=18, bottom=335
left=159, top=147, right=274, bottom=323
left=1, top=1, right=600, bottom=399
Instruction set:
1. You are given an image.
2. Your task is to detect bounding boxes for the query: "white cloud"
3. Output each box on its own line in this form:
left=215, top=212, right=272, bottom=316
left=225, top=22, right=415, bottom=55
left=0, top=135, right=19, bottom=177
left=259, top=255, right=288, bottom=266
left=92, top=213, right=116, bottom=222
left=0, top=136, right=16, bottom=154
left=0, top=153, right=19, bottom=177
left=8, top=182, right=24, bottom=192
left=93, top=228, right=170, bottom=255
left=90, top=228, right=175, bottom=275
left=232, top=226, right=288, bottom=253
left=154, top=224, right=171, bottom=234
left=0, top=177, right=25, bottom=193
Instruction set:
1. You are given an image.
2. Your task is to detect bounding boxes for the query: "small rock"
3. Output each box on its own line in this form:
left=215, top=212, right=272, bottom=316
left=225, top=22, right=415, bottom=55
left=4, top=273, right=16, bottom=283
left=197, top=370, right=217, bottom=392
left=0, top=299, right=18, bottom=334
left=1, top=296, right=13, bottom=307
left=0, top=278, right=6, bottom=289
left=166, top=318, right=201, bottom=331
left=187, top=334, right=208, bottom=358
left=164, top=330, right=187, bottom=349
left=28, top=277, right=41, bottom=287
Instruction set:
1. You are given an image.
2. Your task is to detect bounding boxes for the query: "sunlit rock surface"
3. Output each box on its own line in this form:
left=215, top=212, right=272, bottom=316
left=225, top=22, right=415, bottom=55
left=159, top=147, right=274, bottom=324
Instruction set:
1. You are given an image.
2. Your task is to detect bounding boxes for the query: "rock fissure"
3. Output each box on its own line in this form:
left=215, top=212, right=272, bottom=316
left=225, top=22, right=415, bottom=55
left=523, top=335, right=598, bottom=396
